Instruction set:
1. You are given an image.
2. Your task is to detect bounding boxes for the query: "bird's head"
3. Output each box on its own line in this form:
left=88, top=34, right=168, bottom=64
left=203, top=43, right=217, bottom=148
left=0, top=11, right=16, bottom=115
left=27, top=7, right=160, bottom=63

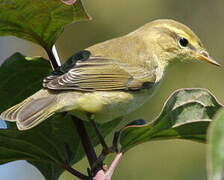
left=140, top=19, right=220, bottom=67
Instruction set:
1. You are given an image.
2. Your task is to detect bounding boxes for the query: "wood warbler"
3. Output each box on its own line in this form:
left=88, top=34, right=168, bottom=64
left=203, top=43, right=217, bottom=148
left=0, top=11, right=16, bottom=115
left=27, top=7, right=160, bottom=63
left=1, top=19, right=220, bottom=130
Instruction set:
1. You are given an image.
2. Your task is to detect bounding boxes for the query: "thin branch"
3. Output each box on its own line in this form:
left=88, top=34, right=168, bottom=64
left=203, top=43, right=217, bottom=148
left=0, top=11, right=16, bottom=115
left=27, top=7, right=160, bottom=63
left=89, top=118, right=109, bottom=150
left=46, top=45, right=61, bottom=70
left=93, top=153, right=123, bottom=180
left=106, top=153, right=122, bottom=178
left=52, top=45, right=61, bottom=66
left=63, top=164, right=90, bottom=180
left=72, top=116, right=100, bottom=175
left=93, top=170, right=110, bottom=180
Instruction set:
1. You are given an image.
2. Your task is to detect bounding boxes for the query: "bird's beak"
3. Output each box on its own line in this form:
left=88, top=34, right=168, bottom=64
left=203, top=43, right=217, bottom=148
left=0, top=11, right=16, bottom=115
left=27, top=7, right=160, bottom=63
left=196, top=51, right=221, bottom=66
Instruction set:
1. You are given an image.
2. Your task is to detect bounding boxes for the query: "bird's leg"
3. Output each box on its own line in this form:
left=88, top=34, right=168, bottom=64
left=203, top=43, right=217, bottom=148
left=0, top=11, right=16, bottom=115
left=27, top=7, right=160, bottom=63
left=87, top=114, right=116, bottom=172
left=88, top=114, right=109, bottom=152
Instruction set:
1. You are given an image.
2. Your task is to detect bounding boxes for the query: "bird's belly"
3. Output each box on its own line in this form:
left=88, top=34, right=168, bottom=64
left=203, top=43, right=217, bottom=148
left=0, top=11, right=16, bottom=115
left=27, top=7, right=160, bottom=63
left=74, top=89, right=154, bottom=123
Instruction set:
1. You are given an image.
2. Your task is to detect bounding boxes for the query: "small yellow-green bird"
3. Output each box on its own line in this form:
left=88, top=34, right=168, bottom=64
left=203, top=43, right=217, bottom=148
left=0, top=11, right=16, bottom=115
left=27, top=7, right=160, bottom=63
left=1, top=19, right=220, bottom=130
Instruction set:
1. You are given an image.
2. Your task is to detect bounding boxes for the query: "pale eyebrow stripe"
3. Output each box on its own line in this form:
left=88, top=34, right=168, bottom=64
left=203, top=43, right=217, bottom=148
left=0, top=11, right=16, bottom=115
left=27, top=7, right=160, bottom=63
left=153, top=26, right=198, bottom=50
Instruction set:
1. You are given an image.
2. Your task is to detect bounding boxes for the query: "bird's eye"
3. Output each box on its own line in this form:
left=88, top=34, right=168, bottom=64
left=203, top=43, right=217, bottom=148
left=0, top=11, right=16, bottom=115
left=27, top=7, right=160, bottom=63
left=178, top=37, right=189, bottom=48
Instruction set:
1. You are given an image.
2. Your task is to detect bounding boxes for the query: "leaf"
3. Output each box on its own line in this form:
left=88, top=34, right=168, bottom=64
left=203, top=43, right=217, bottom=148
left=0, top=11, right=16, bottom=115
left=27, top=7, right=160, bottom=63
left=0, top=113, right=121, bottom=180
left=0, top=54, right=121, bottom=180
left=0, top=53, right=51, bottom=113
left=114, top=88, right=223, bottom=152
left=207, top=109, right=224, bottom=180
left=0, top=0, right=90, bottom=50
left=0, top=114, right=121, bottom=180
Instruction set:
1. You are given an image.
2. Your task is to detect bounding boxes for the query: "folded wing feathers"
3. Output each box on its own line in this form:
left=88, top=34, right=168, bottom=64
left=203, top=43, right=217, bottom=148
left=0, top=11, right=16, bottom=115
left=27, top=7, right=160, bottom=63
left=43, top=57, right=132, bottom=91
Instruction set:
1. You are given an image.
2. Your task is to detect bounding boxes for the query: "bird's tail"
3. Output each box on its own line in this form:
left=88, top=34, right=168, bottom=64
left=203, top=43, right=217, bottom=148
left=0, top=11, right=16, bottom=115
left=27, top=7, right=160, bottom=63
left=1, top=89, right=60, bottom=130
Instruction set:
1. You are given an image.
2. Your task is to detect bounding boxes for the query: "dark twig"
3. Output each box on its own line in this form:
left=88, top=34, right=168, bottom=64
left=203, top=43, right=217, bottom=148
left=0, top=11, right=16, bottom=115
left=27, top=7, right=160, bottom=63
left=63, top=164, right=90, bottom=180
left=72, top=116, right=100, bottom=175
left=89, top=118, right=109, bottom=151
left=46, top=45, right=61, bottom=70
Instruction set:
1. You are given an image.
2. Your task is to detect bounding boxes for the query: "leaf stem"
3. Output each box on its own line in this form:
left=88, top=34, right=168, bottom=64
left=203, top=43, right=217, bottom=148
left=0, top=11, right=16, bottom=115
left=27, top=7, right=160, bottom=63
left=46, top=45, right=61, bottom=70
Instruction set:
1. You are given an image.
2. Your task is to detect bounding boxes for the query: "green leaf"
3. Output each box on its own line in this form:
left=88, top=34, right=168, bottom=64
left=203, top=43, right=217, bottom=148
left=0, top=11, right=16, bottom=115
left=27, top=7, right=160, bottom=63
left=0, top=54, right=121, bottom=180
left=0, top=53, right=51, bottom=113
left=0, top=0, right=90, bottom=50
left=0, top=113, right=121, bottom=180
left=0, top=53, right=54, bottom=177
left=0, top=115, right=121, bottom=180
left=114, top=88, right=223, bottom=152
left=207, top=109, right=224, bottom=180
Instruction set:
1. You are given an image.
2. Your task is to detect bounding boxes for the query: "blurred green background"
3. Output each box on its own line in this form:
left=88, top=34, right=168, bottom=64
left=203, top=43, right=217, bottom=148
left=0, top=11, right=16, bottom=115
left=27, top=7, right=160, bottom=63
left=1, top=0, right=224, bottom=179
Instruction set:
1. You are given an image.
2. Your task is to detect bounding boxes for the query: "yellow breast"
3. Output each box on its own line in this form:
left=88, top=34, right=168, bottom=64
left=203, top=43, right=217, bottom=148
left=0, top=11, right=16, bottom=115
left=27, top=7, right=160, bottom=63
left=75, top=90, right=152, bottom=122
left=77, top=93, right=105, bottom=113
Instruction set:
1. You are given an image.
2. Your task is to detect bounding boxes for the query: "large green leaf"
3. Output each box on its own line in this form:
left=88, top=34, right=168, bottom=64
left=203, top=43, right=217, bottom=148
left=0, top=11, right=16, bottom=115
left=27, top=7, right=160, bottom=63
left=0, top=114, right=121, bottom=180
left=0, top=0, right=90, bottom=50
left=207, top=109, right=224, bottom=180
left=0, top=53, right=51, bottom=112
left=0, top=54, right=121, bottom=180
left=114, top=89, right=223, bottom=152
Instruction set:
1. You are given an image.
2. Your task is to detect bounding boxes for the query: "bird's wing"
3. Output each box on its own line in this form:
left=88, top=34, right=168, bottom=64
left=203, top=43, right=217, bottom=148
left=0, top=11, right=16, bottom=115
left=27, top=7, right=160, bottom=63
left=43, top=51, right=156, bottom=91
